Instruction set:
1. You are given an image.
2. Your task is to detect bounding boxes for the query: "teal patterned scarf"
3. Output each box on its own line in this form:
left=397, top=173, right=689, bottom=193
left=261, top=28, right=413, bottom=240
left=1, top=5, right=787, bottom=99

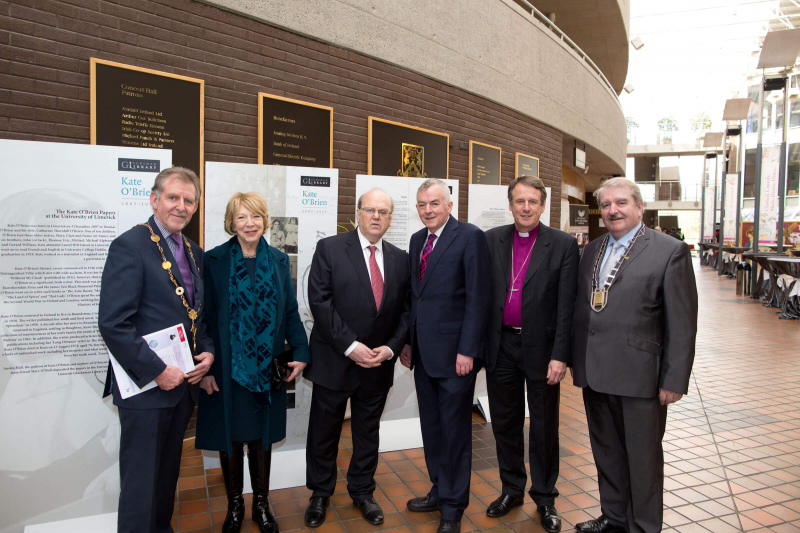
left=229, top=238, right=277, bottom=405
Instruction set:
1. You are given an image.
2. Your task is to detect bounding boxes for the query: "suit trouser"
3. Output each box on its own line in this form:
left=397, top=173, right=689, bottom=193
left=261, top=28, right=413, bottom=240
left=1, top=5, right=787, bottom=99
left=413, top=350, right=477, bottom=522
left=306, top=382, right=389, bottom=502
left=486, top=330, right=560, bottom=506
left=583, top=386, right=667, bottom=533
left=117, top=386, right=195, bottom=533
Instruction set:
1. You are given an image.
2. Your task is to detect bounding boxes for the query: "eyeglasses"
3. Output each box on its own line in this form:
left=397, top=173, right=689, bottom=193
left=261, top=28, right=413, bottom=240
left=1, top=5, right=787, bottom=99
left=359, top=207, right=392, bottom=217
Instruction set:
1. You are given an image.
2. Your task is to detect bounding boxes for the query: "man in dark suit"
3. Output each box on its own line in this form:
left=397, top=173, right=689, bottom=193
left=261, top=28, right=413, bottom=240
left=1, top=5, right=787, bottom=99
left=99, top=167, right=215, bottom=533
left=399, top=178, right=491, bottom=533
left=484, top=176, right=579, bottom=532
left=303, top=188, right=411, bottom=527
left=572, top=178, right=697, bottom=533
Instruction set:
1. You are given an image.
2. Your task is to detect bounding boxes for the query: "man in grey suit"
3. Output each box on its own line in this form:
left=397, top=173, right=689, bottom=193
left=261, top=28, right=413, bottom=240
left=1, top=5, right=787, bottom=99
left=572, top=178, right=697, bottom=533
left=484, top=176, right=579, bottom=532
left=99, top=167, right=214, bottom=533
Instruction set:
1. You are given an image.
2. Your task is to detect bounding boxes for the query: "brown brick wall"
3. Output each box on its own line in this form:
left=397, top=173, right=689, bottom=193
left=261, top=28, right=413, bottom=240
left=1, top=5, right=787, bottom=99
left=0, top=0, right=563, bottom=228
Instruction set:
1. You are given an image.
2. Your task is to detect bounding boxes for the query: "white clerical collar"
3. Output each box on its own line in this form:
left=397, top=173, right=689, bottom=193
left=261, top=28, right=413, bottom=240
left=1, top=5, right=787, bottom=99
left=518, top=231, right=529, bottom=237
left=357, top=226, right=383, bottom=251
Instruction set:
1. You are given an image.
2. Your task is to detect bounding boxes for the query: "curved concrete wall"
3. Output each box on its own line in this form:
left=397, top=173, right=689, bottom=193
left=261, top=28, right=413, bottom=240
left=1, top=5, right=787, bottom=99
left=198, top=0, right=627, bottom=173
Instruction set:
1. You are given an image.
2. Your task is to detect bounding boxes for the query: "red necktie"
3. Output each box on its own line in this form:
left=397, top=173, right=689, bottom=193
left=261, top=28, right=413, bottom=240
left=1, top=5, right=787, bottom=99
left=368, top=245, right=384, bottom=310
left=419, top=234, right=437, bottom=282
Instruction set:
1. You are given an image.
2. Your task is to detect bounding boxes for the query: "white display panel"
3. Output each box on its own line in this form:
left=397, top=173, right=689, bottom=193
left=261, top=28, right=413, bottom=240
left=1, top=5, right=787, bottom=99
left=0, top=139, right=171, bottom=532
left=203, top=163, right=339, bottom=487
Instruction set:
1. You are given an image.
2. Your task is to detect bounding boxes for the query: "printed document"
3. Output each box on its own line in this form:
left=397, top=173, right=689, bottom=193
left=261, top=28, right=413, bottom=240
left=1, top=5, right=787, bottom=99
left=109, top=324, right=196, bottom=399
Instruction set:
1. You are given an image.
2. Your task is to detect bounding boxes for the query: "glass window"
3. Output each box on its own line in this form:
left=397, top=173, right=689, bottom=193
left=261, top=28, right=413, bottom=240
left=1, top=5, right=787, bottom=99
left=789, top=143, right=800, bottom=196
left=746, top=85, right=759, bottom=133
left=744, top=148, right=756, bottom=198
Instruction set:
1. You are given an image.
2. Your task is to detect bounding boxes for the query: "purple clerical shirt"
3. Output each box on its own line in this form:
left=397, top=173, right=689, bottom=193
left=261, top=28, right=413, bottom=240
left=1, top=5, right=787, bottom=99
left=502, top=225, right=539, bottom=327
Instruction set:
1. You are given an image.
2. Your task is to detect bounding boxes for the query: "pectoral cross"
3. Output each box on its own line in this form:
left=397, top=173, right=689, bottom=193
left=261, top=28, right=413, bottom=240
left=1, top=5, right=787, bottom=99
left=507, top=287, right=519, bottom=302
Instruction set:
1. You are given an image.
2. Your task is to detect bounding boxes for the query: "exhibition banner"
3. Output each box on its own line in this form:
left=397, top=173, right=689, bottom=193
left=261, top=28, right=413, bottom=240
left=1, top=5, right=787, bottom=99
left=723, top=173, right=739, bottom=244
left=204, top=163, right=338, bottom=455
left=568, top=204, right=590, bottom=246
left=0, top=139, right=170, bottom=532
left=467, top=184, right=551, bottom=231
left=758, top=146, right=781, bottom=245
left=703, top=187, right=716, bottom=241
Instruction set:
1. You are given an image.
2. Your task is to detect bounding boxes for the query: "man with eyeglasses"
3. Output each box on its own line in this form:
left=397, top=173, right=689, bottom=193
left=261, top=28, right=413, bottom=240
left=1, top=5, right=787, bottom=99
left=303, top=188, right=412, bottom=527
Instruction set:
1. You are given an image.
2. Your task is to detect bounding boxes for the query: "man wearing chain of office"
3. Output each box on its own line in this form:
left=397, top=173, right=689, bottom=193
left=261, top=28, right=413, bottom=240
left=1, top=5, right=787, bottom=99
left=99, top=167, right=215, bottom=533
left=571, top=178, right=697, bottom=533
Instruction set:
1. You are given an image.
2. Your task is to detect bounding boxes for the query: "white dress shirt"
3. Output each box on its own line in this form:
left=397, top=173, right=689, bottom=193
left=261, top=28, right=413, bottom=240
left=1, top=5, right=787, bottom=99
left=344, top=227, right=389, bottom=357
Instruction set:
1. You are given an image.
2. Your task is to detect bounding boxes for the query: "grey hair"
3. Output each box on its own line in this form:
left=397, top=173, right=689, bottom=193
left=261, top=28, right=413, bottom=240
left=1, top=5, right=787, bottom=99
left=508, top=175, right=547, bottom=204
left=417, top=178, right=451, bottom=203
left=152, top=166, right=201, bottom=203
left=593, top=177, right=643, bottom=207
left=357, top=188, right=395, bottom=213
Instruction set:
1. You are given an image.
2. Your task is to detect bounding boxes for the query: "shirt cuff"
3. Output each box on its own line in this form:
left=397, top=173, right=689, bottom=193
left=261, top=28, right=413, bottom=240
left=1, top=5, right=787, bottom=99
left=344, top=341, right=358, bottom=357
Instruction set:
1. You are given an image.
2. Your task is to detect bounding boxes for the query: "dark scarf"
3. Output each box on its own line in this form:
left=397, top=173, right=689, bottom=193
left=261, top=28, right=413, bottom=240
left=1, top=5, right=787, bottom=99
left=229, top=238, right=277, bottom=405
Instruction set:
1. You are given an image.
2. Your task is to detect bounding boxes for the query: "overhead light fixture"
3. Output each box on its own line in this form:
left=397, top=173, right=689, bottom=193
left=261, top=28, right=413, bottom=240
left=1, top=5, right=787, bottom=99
left=584, top=165, right=590, bottom=175
left=631, top=36, right=644, bottom=50
left=623, top=84, right=634, bottom=94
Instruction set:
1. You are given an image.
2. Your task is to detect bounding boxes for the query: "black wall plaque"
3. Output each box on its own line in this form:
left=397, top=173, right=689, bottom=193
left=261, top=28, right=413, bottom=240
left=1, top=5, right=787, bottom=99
left=469, top=141, right=501, bottom=184
left=515, top=153, right=539, bottom=179
left=368, top=117, right=449, bottom=179
left=91, top=58, right=204, bottom=244
left=259, top=93, right=333, bottom=168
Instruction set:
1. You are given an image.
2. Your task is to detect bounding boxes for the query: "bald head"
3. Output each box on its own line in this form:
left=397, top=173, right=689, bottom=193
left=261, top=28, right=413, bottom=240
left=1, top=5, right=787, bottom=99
left=357, top=188, right=394, bottom=244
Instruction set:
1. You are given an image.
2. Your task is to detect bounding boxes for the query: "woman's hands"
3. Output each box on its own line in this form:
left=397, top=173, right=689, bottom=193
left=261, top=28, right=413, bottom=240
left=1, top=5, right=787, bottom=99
left=285, top=361, right=307, bottom=382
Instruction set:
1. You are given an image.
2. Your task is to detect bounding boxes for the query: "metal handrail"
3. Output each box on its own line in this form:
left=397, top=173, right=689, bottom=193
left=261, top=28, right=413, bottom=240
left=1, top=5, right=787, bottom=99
left=511, top=0, right=621, bottom=105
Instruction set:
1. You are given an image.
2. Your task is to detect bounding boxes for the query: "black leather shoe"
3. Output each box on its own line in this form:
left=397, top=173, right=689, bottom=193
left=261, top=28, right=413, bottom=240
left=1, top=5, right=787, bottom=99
left=574, top=516, right=625, bottom=533
left=437, top=519, right=461, bottom=533
left=407, top=494, right=439, bottom=512
left=486, top=494, right=524, bottom=518
left=354, top=498, right=384, bottom=525
left=537, top=505, right=561, bottom=533
left=304, top=497, right=329, bottom=528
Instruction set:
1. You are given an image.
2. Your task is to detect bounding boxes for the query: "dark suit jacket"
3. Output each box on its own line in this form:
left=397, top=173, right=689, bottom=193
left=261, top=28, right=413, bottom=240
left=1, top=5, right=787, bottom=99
left=572, top=227, right=698, bottom=398
left=409, top=216, right=491, bottom=378
left=99, top=215, right=214, bottom=409
left=195, top=237, right=311, bottom=453
left=304, top=230, right=411, bottom=392
left=485, top=223, right=579, bottom=378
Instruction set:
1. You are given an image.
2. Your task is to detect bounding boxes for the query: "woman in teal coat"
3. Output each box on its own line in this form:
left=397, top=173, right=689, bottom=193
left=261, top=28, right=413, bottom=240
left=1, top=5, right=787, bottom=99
left=196, top=192, right=310, bottom=533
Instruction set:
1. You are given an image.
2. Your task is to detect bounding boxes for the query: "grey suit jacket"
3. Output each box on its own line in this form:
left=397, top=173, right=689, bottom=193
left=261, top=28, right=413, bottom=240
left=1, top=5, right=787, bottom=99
left=485, top=223, right=579, bottom=378
left=571, top=226, right=698, bottom=398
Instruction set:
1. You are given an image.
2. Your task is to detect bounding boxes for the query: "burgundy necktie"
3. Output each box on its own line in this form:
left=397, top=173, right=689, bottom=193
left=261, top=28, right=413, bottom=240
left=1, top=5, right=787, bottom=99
left=368, top=245, right=384, bottom=310
left=420, top=233, right=437, bottom=282
left=170, top=234, right=195, bottom=307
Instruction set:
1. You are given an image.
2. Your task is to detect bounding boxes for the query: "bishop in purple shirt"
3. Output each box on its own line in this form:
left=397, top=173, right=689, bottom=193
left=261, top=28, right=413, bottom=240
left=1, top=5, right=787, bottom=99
left=483, top=176, right=580, bottom=533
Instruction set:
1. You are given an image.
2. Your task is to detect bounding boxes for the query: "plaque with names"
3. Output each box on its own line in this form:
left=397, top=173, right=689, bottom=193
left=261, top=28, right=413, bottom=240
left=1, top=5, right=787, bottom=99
left=259, top=93, right=333, bottom=168
left=90, top=58, right=204, bottom=244
left=515, top=152, right=540, bottom=178
left=469, top=141, right=501, bottom=184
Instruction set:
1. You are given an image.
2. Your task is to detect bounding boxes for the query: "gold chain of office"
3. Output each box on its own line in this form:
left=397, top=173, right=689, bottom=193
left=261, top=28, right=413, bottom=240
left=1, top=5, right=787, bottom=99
left=136, top=223, right=201, bottom=350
